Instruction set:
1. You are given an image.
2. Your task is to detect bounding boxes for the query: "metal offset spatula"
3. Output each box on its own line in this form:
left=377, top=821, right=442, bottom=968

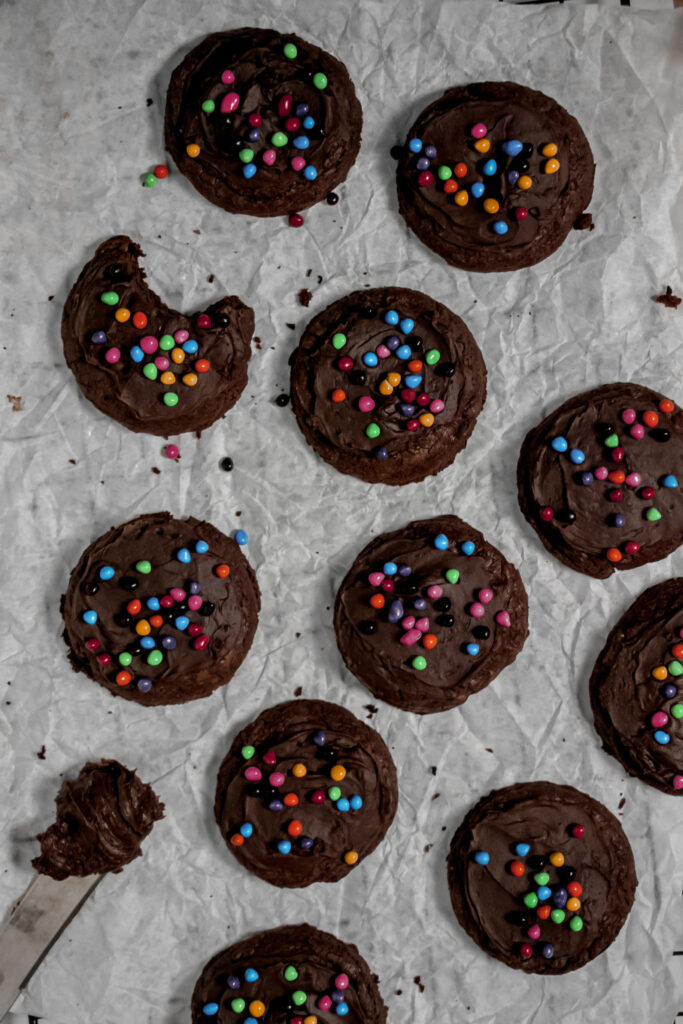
left=0, top=872, right=102, bottom=1021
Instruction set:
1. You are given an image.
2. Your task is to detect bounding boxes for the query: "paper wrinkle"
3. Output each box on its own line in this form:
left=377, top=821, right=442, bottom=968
left=1, top=1, right=682, bottom=1022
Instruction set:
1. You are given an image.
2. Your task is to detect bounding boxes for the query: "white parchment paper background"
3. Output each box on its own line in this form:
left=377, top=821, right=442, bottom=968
left=1, top=1, right=682, bottom=1022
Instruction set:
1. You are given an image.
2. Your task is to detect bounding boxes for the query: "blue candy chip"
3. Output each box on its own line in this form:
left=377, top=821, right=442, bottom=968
left=398, top=564, right=412, bottom=576
left=492, top=221, right=508, bottom=235
left=177, top=547, right=191, bottom=563
left=404, top=374, right=422, bottom=389
left=537, top=886, right=552, bottom=901
left=466, top=643, right=480, bottom=656
left=161, top=636, right=176, bottom=650
left=375, top=446, right=388, bottom=460
left=413, top=597, right=427, bottom=611
left=83, top=610, right=98, bottom=625
left=313, top=730, right=326, bottom=746
left=383, top=561, right=398, bottom=576
left=507, top=170, right=520, bottom=185
left=195, top=540, right=209, bottom=554
left=235, top=529, right=248, bottom=546
left=99, top=566, right=115, bottom=580
left=278, top=840, right=292, bottom=854
left=569, top=449, right=585, bottom=465
left=424, top=144, right=437, bottom=159
left=515, top=843, right=531, bottom=857
left=244, top=1018, right=258, bottom=1024
left=336, top=1003, right=349, bottom=1016
left=303, top=165, right=317, bottom=180
left=654, top=730, right=670, bottom=745
left=240, top=823, right=254, bottom=838
left=399, top=318, right=414, bottom=335
left=482, top=159, right=497, bottom=176
left=551, top=436, right=568, bottom=452
left=183, top=340, right=199, bottom=354
left=350, top=795, right=363, bottom=810
left=242, top=162, right=257, bottom=179
left=293, top=135, right=310, bottom=150
left=337, top=798, right=350, bottom=812
left=502, top=139, right=523, bottom=157
left=363, top=352, right=379, bottom=367
left=461, top=541, right=476, bottom=556
left=140, top=637, right=155, bottom=649
left=130, top=345, right=144, bottom=363
left=408, top=138, right=422, bottom=153
left=471, top=182, right=485, bottom=198
left=473, top=850, right=490, bottom=865
left=174, top=616, right=190, bottom=631
left=202, top=1003, right=219, bottom=1016
left=581, top=472, right=594, bottom=486
left=384, top=309, right=400, bottom=325
left=269, top=799, right=284, bottom=812
left=386, top=335, right=400, bottom=351
left=295, top=103, right=309, bottom=117
left=137, top=677, right=152, bottom=693
left=396, top=345, right=412, bottom=360
left=433, top=533, right=449, bottom=550
left=146, top=597, right=160, bottom=611
left=662, top=475, right=678, bottom=488
left=227, top=976, right=241, bottom=989
left=303, top=116, right=315, bottom=129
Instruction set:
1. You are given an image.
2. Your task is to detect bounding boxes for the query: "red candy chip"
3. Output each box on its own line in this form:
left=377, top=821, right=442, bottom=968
left=643, top=410, right=659, bottom=427
left=86, top=638, right=100, bottom=652
left=659, top=398, right=674, bottom=413
left=311, top=790, right=326, bottom=804
left=539, top=507, right=554, bottom=522
left=515, top=208, right=529, bottom=221
left=611, top=446, right=625, bottom=462
left=97, top=653, right=111, bottom=666
left=537, top=905, right=551, bottom=920
left=338, top=357, right=353, bottom=371
left=283, top=793, right=299, bottom=807
left=639, top=487, right=656, bottom=500
left=230, top=834, right=245, bottom=847
left=188, top=623, right=203, bottom=636
left=263, top=751, right=277, bottom=766
left=418, top=171, right=434, bottom=187
left=278, top=93, right=293, bottom=117
left=520, top=944, right=533, bottom=960
left=160, top=595, right=174, bottom=608
left=567, top=881, right=583, bottom=896
left=401, top=389, right=416, bottom=403
left=417, top=393, right=431, bottom=407
left=284, top=117, right=300, bottom=132
left=606, top=548, right=622, bottom=563
left=289, top=214, right=304, bottom=228
left=624, top=541, right=640, bottom=555
left=571, top=824, right=585, bottom=838
left=608, top=489, right=623, bottom=503
left=608, top=470, right=625, bottom=484
left=197, top=314, right=211, bottom=328
left=454, top=162, right=468, bottom=178
left=193, top=634, right=209, bottom=650
left=406, top=419, right=419, bottom=432
left=380, top=578, right=394, bottom=593
left=154, top=164, right=169, bottom=179
left=132, top=311, right=148, bottom=329
left=509, top=860, right=525, bottom=877
left=248, top=113, right=262, bottom=127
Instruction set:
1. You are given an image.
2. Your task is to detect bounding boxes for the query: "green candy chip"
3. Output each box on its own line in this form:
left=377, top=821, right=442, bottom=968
left=292, top=991, right=307, bottom=1007
left=160, top=334, right=175, bottom=350
left=241, top=745, right=256, bottom=759
left=147, top=650, right=163, bottom=667
left=533, top=872, right=550, bottom=886
left=328, top=786, right=342, bottom=802
left=550, top=909, right=565, bottom=924
left=135, top=560, right=152, bottom=574
left=437, top=165, right=452, bottom=180
left=604, top=433, right=619, bottom=448
left=523, top=892, right=539, bottom=909
left=271, top=132, right=288, bottom=147
left=669, top=661, right=683, bottom=676
left=284, top=965, right=298, bottom=982
left=201, top=100, right=215, bottom=114
left=283, top=42, right=298, bottom=59
left=143, top=363, right=158, bottom=381
left=312, top=73, right=327, bottom=90
left=164, top=392, right=179, bottom=407
left=332, top=332, right=347, bottom=350
left=412, top=656, right=427, bottom=671
left=118, top=652, right=133, bottom=667
left=569, top=916, right=583, bottom=932
left=239, top=148, right=255, bottom=163
left=425, top=349, right=441, bottom=365
left=645, top=508, right=662, bottom=522
left=100, top=291, right=119, bottom=306
left=445, top=569, right=460, bottom=585
left=671, top=703, right=683, bottom=719
left=230, top=999, right=246, bottom=1014
left=365, top=423, right=381, bottom=439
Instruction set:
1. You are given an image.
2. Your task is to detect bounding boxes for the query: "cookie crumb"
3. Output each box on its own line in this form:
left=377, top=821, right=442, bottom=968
left=431, top=792, right=440, bottom=801
left=254, top=336, right=262, bottom=350
left=48, top=295, right=54, bottom=301
left=573, top=212, right=594, bottom=232
left=430, top=765, right=437, bottom=775
left=363, top=703, right=378, bottom=719
left=68, top=458, right=77, bottom=465
left=151, top=466, right=161, bottom=474
left=298, top=288, right=312, bottom=307
left=193, top=229, right=201, bottom=235
left=207, top=273, right=215, bottom=283
left=286, top=322, right=296, bottom=330
left=146, top=97, right=153, bottom=107
left=654, top=285, right=681, bottom=310
left=37, top=745, right=46, bottom=760
left=306, top=268, right=312, bottom=277
left=618, top=796, right=625, bottom=810
left=424, top=843, right=433, bottom=853
left=6, top=394, right=22, bottom=411
left=293, top=685, right=303, bottom=697
left=413, top=976, right=424, bottom=994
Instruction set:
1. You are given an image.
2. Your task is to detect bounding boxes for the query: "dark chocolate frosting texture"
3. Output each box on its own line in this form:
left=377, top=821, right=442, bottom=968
left=590, top=579, right=683, bottom=795
left=33, top=760, right=164, bottom=881
left=215, top=700, right=398, bottom=887
left=165, top=28, right=363, bottom=217
left=517, top=383, right=682, bottom=578
left=396, top=81, right=594, bottom=272
left=448, top=782, right=637, bottom=974
left=290, top=287, right=486, bottom=485
left=191, top=924, right=387, bottom=1024
left=334, top=516, right=528, bottom=714
left=62, top=512, right=260, bottom=706
left=62, top=236, right=254, bottom=436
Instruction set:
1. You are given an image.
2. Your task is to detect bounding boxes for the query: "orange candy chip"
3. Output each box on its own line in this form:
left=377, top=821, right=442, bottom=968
left=283, top=793, right=299, bottom=807
left=149, top=614, right=163, bottom=629
left=287, top=819, right=303, bottom=837
left=195, top=359, right=210, bottom=374
left=370, top=593, right=385, bottom=609
left=422, top=633, right=438, bottom=650
left=230, top=833, right=245, bottom=847
left=444, top=179, right=458, bottom=194
left=537, top=905, right=551, bottom=920
left=331, top=389, right=346, bottom=403
left=643, top=410, right=659, bottom=427
left=672, top=643, right=683, bottom=660
left=132, top=311, right=148, bottom=329
left=454, top=162, right=468, bottom=178
left=659, top=398, right=674, bottom=414
left=407, top=360, right=423, bottom=373
left=215, top=564, right=230, bottom=578
left=127, top=599, right=141, bottom=615
left=116, top=670, right=132, bottom=687
left=606, top=548, right=622, bottom=563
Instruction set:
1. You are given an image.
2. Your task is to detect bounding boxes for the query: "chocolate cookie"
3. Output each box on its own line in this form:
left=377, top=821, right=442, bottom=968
left=517, top=383, right=682, bottom=578
left=215, top=700, right=398, bottom=887
left=62, top=236, right=254, bottom=435
left=590, top=579, right=683, bottom=795
left=334, top=516, right=528, bottom=714
left=396, top=82, right=594, bottom=272
left=290, top=288, right=486, bottom=485
left=192, top=923, right=387, bottom=1024
left=33, top=760, right=164, bottom=880
left=62, top=512, right=260, bottom=706
left=165, top=29, right=362, bottom=218
left=447, top=781, right=637, bottom=974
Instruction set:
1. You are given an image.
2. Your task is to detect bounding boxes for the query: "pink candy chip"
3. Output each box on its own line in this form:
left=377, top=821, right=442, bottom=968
left=527, top=924, right=541, bottom=940
left=415, top=617, right=430, bottom=632
left=625, top=472, right=642, bottom=487
left=291, top=156, right=306, bottom=171
left=155, top=356, right=170, bottom=371
left=105, top=347, right=120, bottom=364
left=376, top=344, right=391, bottom=359
left=630, top=424, right=645, bottom=440
left=594, top=466, right=608, bottom=481
left=621, top=408, right=636, bottom=424
left=174, top=329, right=189, bottom=344
left=318, top=997, right=332, bottom=1012
left=401, top=616, right=416, bottom=630
left=220, top=91, right=240, bottom=114
left=188, top=595, right=202, bottom=611
left=478, top=588, right=493, bottom=604
left=400, top=629, right=422, bottom=646
left=221, top=70, right=235, bottom=85
left=427, top=585, right=443, bottom=600
left=335, top=974, right=349, bottom=990
left=368, top=572, right=385, bottom=586
left=269, top=772, right=285, bottom=787
left=673, top=775, right=683, bottom=790
left=358, top=396, right=375, bottom=413
left=140, top=335, right=158, bottom=355
left=469, top=602, right=485, bottom=619
left=170, top=588, right=186, bottom=602
left=429, top=399, right=445, bottom=414
left=651, top=711, right=669, bottom=728
left=471, top=122, right=487, bottom=138
left=244, top=767, right=262, bottom=782
left=496, top=610, right=511, bottom=628
left=262, top=149, right=277, bottom=166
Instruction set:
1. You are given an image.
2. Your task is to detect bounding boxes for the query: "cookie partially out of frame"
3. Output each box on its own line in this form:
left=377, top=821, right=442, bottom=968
left=396, top=81, right=594, bottom=272
left=165, top=28, right=362, bottom=217
left=290, top=287, right=486, bottom=485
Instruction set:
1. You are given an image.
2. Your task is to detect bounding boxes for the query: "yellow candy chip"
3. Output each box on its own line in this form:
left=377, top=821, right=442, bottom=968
left=454, top=190, right=469, bottom=207
left=542, top=143, right=558, bottom=158
left=474, top=138, right=491, bottom=153
left=419, top=413, right=434, bottom=428
left=344, top=850, right=359, bottom=865
left=483, top=198, right=500, bottom=214
left=182, top=372, right=198, bottom=387
left=549, top=851, right=565, bottom=867
left=160, top=371, right=176, bottom=386
left=544, top=158, right=560, bottom=175
left=186, top=143, right=200, bottom=158
left=387, top=372, right=401, bottom=387
left=379, top=380, right=394, bottom=396
left=518, top=175, right=533, bottom=190
left=652, top=665, right=668, bottom=681
left=292, top=763, right=307, bottom=778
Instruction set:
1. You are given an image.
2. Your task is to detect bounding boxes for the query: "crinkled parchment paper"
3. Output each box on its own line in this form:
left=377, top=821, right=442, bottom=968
left=0, top=1, right=681, bottom=1022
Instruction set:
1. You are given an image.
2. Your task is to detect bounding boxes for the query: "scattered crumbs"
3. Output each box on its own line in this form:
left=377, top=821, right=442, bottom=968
left=207, top=273, right=215, bottom=283
left=424, top=844, right=433, bottom=854
left=5, top=701, right=11, bottom=706
left=254, top=336, right=262, bottom=350
left=654, top=286, right=681, bottom=310
left=295, top=632, right=301, bottom=638
left=294, top=685, right=303, bottom=697
left=100, top=480, right=105, bottom=485
left=431, top=792, right=440, bottom=801
left=286, top=322, right=296, bottom=330
left=193, top=229, right=201, bottom=235
left=573, top=212, right=594, bottom=232
left=235, top=510, right=242, bottom=517
left=298, top=288, right=312, bottom=307
left=441, top=825, right=447, bottom=831
left=306, top=268, right=312, bottom=277
left=363, top=704, right=378, bottom=720
left=146, top=97, right=153, bottom=106
left=37, top=745, right=46, bottom=760
left=151, top=466, right=161, bottom=474
left=48, top=295, right=54, bottom=301
left=317, top=275, right=322, bottom=285
left=68, top=458, right=77, bottom=465
left=485, top=747, right=493, bottom=753
left=413, top=976, right=424, bottom=994
left=618, top=796, right=625, bottom=810
left=395, top=989, right=402, bottom=996
left=6, top=395, right=22, bottom=412
left=430, top=765, right=437, bottom=776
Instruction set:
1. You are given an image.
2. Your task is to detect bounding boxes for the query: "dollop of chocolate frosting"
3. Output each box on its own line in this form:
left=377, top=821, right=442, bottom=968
left=448, top=781, right=637, bottom=974
left=590, top=578, right=683, bottom=795
left=62, top=512, right=260, bottom=706
left=33, top=760, right=164, bottom=881
left=517, top=383, right=682, bottom=578
left=396, top=82, right=594, bottom=272
left=334, top=516, right=528, bottom=714
left=191, top=924, right=387, bottom=1024
left=290, top=287, right=486, bottom=485
left=215, top=700, right=397, bottom=887
left=164, top=29, right=362, bottom=217
left=62, top=236, right=254, bottom=435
